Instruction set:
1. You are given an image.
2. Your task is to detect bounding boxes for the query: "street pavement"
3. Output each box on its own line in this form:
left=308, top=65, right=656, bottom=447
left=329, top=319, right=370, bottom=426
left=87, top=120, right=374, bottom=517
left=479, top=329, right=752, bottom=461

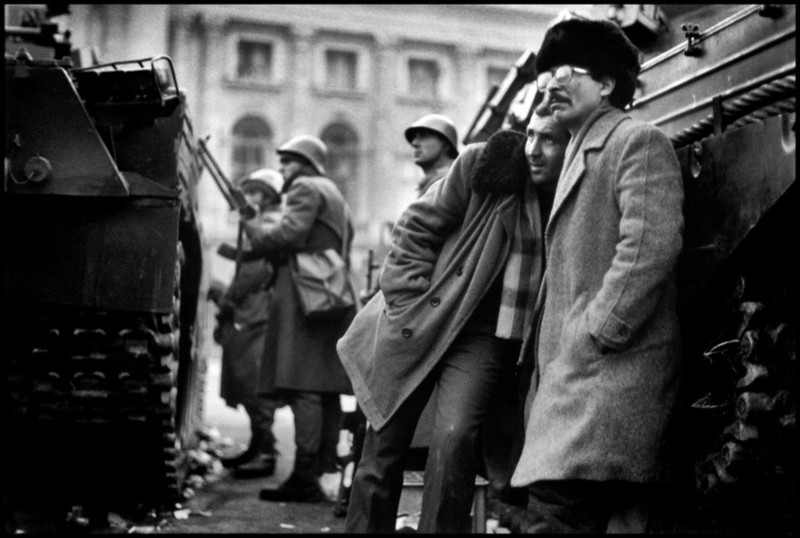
left=158, top=467, right=347, bottom=534
left=158, top=354, right=348, bottom=534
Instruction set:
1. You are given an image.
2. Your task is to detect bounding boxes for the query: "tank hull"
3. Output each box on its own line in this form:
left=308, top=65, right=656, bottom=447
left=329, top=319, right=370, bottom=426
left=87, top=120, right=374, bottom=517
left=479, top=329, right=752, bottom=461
left=4, top=50, right=209, bottom=517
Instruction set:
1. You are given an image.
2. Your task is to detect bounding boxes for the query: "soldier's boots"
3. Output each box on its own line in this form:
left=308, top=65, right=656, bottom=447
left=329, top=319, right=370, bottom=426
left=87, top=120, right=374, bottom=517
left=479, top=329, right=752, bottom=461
left=220, top=445, right=259, bottom=469
left=259, top=458, right=327, bottom=503
left=233, top=452, right=276, bottom=479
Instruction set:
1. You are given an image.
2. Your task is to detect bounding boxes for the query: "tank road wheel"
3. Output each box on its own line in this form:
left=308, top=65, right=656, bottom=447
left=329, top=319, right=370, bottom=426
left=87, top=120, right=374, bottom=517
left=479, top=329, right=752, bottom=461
left=5, top=246, right=200, bottom=517
left=148, top=242, right=186, bottom=506
left=673, top=194, right=798, bottom=534
left=115, top=243, right=186, bottom=508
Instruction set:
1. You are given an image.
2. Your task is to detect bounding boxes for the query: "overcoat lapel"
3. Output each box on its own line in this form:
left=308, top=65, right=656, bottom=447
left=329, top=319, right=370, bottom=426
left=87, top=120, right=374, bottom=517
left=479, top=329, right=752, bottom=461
left=546, top=108, right=627, bottom=234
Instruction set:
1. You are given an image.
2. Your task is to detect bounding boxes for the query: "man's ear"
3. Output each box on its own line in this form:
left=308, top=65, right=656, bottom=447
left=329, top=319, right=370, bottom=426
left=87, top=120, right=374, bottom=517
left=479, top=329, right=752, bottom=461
left=599, top=76, right=615, bottom=99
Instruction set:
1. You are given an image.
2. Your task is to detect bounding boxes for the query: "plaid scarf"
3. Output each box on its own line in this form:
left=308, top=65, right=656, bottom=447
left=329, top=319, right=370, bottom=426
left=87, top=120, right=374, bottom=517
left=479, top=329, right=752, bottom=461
left=495, top=181, right=543, bottom=340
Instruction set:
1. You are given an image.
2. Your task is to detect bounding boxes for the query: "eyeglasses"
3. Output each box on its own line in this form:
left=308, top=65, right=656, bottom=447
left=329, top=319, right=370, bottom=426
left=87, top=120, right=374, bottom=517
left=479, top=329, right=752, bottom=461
left=536, top=65, right=592, bottom=89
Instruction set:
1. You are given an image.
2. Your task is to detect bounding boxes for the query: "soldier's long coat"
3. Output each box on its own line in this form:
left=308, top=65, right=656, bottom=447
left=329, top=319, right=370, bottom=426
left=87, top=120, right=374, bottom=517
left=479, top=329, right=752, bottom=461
left=219, top=207, right=279, bottom=408
left=511, top=107, right=685, bottom=486
left=337, top=131, right=545, bottom=431
left=244, top=173, right=355, bottom=394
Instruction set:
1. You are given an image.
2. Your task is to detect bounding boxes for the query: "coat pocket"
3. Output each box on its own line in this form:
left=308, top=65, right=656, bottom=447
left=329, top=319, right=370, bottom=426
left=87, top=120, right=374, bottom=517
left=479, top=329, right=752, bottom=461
left=564, top=309, right=606, bottom=365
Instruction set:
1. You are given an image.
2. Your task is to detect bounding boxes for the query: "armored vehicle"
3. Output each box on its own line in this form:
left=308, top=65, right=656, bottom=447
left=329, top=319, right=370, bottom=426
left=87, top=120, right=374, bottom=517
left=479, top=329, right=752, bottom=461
left=4, top=7, right=209, bottom=524
left=628, top=5, right=795, bottom=533
left=467, top=4, right=795, bottom=533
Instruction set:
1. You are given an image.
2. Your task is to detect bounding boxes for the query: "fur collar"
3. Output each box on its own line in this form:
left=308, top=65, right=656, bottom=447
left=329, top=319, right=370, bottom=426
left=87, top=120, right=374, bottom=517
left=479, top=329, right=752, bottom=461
left=470, top=129, right=530, bottom=195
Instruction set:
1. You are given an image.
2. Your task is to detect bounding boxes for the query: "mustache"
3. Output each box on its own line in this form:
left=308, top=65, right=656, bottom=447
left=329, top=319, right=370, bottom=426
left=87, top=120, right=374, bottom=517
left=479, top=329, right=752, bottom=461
left=547, top=92, right=570, bottom=105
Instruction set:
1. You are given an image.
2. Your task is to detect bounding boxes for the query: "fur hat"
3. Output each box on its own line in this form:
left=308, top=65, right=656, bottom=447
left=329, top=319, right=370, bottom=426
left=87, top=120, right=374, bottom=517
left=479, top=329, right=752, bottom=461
left=535, top=18, right=640, bottom=108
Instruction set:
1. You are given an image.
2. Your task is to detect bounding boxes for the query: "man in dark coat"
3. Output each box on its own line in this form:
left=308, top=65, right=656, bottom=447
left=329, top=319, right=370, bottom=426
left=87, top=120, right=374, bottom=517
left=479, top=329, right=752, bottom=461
left=511, top=18, right=684, bottom=533
left=240, top=135, right=356, bottom=503
left=338, top=104, right=569, bottom=532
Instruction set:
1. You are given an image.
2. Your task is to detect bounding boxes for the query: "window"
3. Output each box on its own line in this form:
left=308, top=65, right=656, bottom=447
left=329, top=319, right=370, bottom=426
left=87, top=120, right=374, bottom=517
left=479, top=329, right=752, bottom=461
left=231, top=116, right=273, bottom=183
left=320, top=123, right=359, bottom=204
left=325, top=49, right=358, bottom=91
left=237, top=40, right=273, bottom=81
left=408, top=58, right=439, bottom=99
left=228, top=31, right=286, bottom=86
left=313, top=40, right=370, bottom=94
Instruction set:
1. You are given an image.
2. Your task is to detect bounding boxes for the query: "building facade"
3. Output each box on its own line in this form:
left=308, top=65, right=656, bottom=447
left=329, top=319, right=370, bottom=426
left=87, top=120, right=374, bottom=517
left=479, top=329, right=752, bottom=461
left=60, top=4, right=582, bottom=287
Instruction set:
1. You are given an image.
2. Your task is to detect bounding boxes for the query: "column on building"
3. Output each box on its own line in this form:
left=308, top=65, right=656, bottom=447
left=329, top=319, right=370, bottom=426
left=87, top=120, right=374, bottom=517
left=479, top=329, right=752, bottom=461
left=170, top=13, right=199, bottom=116
left=454, top=42, right=483, bottom=146
left=199, top=14, right=229, bottom=171
left=368, top=33, right=402, bottom=244
left=287, top=25, right=317, bottom=139
left=128, top=5, right=170, bottom=59
left=103, top=5, right=129, bottom=62
left=194, top=13, right=237, bottom=264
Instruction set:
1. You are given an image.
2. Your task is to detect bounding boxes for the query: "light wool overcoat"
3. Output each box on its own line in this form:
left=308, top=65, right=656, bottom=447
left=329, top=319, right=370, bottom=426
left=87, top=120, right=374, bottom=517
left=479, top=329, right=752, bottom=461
left=337, top=131, right=544, bottom=431
left=511, top=107, right=685, bottom=486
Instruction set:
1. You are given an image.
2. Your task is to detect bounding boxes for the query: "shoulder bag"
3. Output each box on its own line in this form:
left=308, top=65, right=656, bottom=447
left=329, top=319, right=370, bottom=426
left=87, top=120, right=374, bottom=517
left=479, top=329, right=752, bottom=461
left=289, top=208, right=356, bottom=321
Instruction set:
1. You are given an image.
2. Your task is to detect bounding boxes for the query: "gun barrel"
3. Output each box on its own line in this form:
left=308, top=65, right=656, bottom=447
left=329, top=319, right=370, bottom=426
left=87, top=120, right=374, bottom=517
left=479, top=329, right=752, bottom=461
left=198, top=137, right=239, bottom=210
left=366, top=249, right=375, bottom=291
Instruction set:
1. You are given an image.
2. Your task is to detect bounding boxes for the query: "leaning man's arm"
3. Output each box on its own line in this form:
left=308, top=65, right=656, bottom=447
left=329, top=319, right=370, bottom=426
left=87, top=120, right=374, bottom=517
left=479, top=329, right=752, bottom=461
left=589, top=124, right=684, bottom=350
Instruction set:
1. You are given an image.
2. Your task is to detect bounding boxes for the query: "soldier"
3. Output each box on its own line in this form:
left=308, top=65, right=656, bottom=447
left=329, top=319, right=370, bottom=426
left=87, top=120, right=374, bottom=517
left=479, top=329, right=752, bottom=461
left=338, top=103, right=567, bottom=532
left=241, top=135, right=356, bottom=503
left=511, top=18, right=684, bottom=533
left=212, top=168, right=284, bottom=479
left=405, top=113, right=459, bottom=196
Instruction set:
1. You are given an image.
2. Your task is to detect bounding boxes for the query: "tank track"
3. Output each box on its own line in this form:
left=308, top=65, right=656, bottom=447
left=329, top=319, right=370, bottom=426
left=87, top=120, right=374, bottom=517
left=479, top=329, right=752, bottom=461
left=6, top=250, right=189, bottom=511
left=658, top=187, right=798, bottom=533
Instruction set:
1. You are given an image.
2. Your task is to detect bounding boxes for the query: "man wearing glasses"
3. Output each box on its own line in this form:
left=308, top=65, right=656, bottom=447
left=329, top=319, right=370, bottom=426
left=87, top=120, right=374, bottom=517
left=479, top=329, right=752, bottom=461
left=511, top=18, right=685, bottom=533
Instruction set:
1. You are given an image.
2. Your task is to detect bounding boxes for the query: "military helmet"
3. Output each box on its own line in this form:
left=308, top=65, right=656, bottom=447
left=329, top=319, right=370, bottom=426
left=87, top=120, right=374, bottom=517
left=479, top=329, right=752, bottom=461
left=277, top=135, right=328, bottom=176
left=404, top=114, right=459, bottom=155
left=241, top=167, right=283, bottom=197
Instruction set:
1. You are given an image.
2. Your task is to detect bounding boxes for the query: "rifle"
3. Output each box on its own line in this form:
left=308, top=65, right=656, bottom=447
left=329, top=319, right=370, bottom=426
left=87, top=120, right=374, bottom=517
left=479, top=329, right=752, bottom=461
left=358, top=249, right=382, bottom=305
left=462, top=49, right=538, bottom=145
left=197, top=136, right=256, bottom=219
left=197, top=136, right=257, bottom=277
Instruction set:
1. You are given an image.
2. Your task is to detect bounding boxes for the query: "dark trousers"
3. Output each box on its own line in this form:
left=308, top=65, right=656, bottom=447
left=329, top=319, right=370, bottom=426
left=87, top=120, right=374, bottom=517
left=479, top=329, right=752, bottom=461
left=526, top=479, right=652, bottom=534
left=285, top=390, right=343, bottom=479
left=243, top=395, right=279, bottom=454
left=345, top=332, right=519, bottom=534
left=480, top=370, right=526, bottom=505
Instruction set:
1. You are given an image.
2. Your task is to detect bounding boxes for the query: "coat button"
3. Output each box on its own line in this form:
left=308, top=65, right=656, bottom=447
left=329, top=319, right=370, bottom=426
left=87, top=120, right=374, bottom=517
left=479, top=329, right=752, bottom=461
left=456, top=266, right=464, bottom=276
left=430, top=296, right=441, bottom=307
left=618, top=326, right=628, bottom=337
left=402, top=328, right=413, bottom=338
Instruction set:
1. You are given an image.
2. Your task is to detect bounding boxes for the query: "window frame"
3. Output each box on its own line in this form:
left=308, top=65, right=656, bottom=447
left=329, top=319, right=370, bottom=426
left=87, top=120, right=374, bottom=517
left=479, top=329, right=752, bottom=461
left=398, top=47, right=453, bottom=103
left=320, top=122, right=361, bottom=203
left=313, top=40, right=371, bottom=94
left=230, top=115, right=274, bottom=183
left=324, top=48, right=359, bottom=92
left=407, top=57, right=441, bottom=100
left=227, top=30, right=286, bottom=86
